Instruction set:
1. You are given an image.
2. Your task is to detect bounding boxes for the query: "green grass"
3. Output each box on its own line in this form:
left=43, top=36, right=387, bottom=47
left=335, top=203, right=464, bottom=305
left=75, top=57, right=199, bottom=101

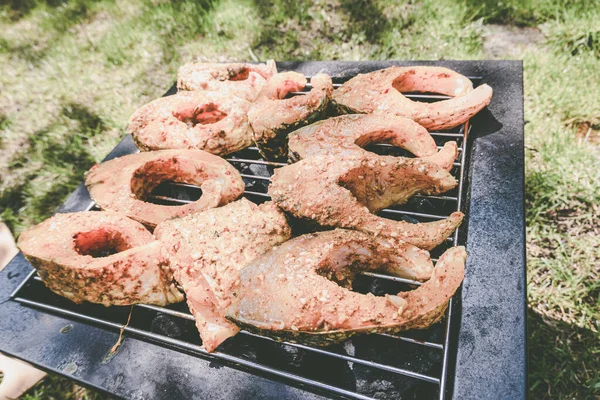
left=19, top=373, right=108, bottom=400
left=1, top=0, right=599, bottom=398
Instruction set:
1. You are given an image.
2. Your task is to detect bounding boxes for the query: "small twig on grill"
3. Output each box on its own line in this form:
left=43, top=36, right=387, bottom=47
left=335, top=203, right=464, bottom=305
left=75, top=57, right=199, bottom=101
left=103, top=306, right=133, bottom=364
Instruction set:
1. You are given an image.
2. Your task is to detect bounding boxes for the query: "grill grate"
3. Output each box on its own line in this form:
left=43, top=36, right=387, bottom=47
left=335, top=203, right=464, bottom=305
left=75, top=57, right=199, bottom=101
left=11, top=76, right=480, bottom=400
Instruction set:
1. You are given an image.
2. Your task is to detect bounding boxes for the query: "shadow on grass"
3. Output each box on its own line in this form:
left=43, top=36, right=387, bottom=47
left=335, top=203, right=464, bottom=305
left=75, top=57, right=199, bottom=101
left=0, top=38, right=49, bottom=64
left=151, top=0, right=219, bottom=66
left=0, top=0, right=56, bottom=21
left=94, top=0, right=218, bottom=68
left=462, top=0, right=595, bottom=26
left=525, top=170, right=564, bottom=222
left=0, top=0, right=99, bottom=63
left=0, top=0, right=90, bottom=21
left=338, top=0, right=390, bottom=43
left=0, top=112, right=10, bottom=149
left=0, top=103, right=109, bottom=236
left=525, top=147, right=600, bottom=398
left=249, top=0, right=398, bottom=59
left=528, top=309, right=600, bottom=399
left=62, top=102, right=107, bottom=134
left=249, top=0, right=312, bottom=57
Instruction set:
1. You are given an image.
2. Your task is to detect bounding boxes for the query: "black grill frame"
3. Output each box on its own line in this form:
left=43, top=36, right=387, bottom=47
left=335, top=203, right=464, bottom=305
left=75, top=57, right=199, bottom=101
left=0, top=61, right=526, bottom=400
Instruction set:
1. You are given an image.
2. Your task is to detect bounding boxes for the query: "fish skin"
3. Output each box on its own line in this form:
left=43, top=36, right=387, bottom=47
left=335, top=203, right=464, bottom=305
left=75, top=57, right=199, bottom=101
left=85, top=149, right=245, bottom=229
left=332, top=66, right=493, bottom=130
left=269, top=152, right=462, bottom=250
left=177, top=60, right=277, bottom=101
left=17, top=211, right=183, bottom=307
left=287, top=114, right=458, bottom=170
left=226, top=230, right=465, bottom=346
left=128, top=91, right=253, bottom=156
left=154, top=199, right=292, bottom=352
left=249, top=72, right=334, bottom=161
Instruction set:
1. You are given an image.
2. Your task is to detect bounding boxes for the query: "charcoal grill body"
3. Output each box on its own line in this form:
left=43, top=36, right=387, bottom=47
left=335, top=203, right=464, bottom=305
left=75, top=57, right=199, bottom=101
left=0, top=61, right=525, bottom=400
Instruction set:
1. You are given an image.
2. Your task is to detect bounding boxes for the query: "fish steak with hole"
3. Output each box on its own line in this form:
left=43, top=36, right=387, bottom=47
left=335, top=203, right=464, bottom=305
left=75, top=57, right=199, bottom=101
left=177, top=60, right=277, bottom=101
left=155, top=198, right=292, bottom=352
left=288, top=114, right=458, bottom=170
left=249, top=71, right=334, bottom=161
left=227, top=230, right=465, bottom=346
left=17, top=211, right=183, bottom=306
left=129, top=91, right=254, bottom=156
left=85, top=150, right=245, bottom=229
left=269, top=152, right=462, bottom=250
left=332, top=66, right=492, bottom=130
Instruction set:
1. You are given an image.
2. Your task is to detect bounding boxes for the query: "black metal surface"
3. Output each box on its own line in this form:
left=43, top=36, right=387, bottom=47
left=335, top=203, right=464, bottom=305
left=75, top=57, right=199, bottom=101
left=0, top=60, right=525, bottom=400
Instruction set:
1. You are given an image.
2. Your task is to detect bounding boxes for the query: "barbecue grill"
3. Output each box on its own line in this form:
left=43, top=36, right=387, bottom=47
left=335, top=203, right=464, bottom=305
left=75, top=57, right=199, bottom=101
left=0, top=61, right=526, bottom=399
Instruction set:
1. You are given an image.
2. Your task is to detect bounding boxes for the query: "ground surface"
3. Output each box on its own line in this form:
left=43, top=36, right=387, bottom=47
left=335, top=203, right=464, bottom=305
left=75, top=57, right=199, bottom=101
left=0, top=0, right=599, bottom=399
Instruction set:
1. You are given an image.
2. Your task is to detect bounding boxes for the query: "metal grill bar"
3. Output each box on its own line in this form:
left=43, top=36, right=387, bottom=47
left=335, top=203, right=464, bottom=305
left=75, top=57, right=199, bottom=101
left=376, top=333, right=444, bottom=350
left=295, top=80, right=480, bottom=99
left=171, top=180, right=458, bottom=203
left=359, top=272, right=423, bottom=286
left=303, top=76, right=481, bottom=90
left=169, top=181, right=458, bottom=202
left=9, top=269, right=36, bottom=299
left=438, top=120, right=470, bottom=400
left=132, top=298, right=443, bottom=350
left=147, top=194, right=454, bottom=220
left=292, top=91, right=454, bottom=101
left=377, top=209, right=452, bottom=220
left=226, top=158, right=287, bottom=167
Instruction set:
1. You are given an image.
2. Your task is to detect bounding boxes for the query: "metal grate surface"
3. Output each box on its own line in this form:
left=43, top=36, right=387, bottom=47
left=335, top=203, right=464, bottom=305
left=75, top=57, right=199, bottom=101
left=11, top=75, right=480, bottom=400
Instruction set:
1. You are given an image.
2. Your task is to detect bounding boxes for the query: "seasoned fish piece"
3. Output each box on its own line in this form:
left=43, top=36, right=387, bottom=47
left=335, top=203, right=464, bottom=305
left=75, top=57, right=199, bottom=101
left=85, top=150, right=245, bottom=229
left=17, top=211, right=183, bottom=306
left=332, top=66, right=493, bottom=130
left=288, top=114, right=458, bottom=170
left=269, top=153, right=462, bottom=250
left=249, top=72, right=333, bottom=161
left=128, top=91, right=253, bottom=156
left=227, top=230, right=465, bottom=346
left=155, top=199, right=292, bottom=352
left=177, top=60, right=277, bottom=101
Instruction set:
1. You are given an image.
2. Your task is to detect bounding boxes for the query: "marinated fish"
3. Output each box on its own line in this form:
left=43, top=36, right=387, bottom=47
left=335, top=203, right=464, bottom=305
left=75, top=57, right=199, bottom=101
left=288, top=114, right=458, bottom=170
left=177, top=60, right=277, bottom=101
left=249, top=72, right=333, bottom=161
left=85, top=150, right=245, bottom=229
left=155, top=199, right=292, bottom=352
left=17, top=211, right=183, bottom=306
left=332, top=66, right=492, bottom=130
left=227, top=230, right=465, bottom=345
left=129, top=91, right=253, bottom=156
left=268, top=153, right=462, bottom=250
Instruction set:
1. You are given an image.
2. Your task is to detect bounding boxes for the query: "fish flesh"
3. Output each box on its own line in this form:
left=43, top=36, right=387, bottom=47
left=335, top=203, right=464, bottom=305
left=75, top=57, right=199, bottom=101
left=177, top=60, right=277, bottom=101
left=288, top=114, right=458, bottom=170
left=85, top=150, right=245, bottom=229
left=332, top=66, right=493, bottom=130
left=268, top=153, right=462, bottom=250
left=249, top=72, right=333, bottom=161
left=227, top=229, right=465, bottom=345
left=17, top=211, right=183, bottom=306
left=155, top=199, right=292, bottom=352
left=128, top=91, right=253, bottom=156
